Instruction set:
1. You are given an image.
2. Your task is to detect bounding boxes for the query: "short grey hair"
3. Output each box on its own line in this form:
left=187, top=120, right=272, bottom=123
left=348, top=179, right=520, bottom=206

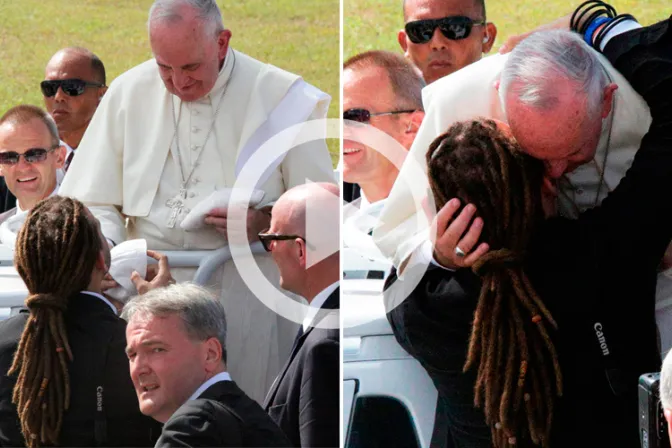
left=500, top=30, right=609, bottom=116
left=661, top=350, right=672, bottom=410
left=121, top=283, right=228, bottom=362
left=0, top=105, right=60, bottom=148
left=148, top=0, right=225, bottom=37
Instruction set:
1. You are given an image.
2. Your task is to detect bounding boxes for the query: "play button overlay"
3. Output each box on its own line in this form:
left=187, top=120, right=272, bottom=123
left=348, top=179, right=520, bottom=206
left=228, top=118, right=436, bottom=329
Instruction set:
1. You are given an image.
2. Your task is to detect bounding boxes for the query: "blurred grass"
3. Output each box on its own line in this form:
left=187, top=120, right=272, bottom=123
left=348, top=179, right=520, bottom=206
left=344, top=0, right=669, bottom=59
left=0, top=0, right=339, bottom=164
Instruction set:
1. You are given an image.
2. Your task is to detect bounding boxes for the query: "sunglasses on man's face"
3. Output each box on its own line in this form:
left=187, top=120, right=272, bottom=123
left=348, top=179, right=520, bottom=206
left=258, top=228, right=307, bottom=252
left=40, top=79, right=104, bottom=97
left=343, top=108, right=416, bottom=124
left=405, top=16, right=486, bottom=44
left=0, top=146, right=59, bottom=166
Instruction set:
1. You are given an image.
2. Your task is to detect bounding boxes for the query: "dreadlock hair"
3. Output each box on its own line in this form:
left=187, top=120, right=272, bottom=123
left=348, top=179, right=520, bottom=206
left=10, top=195, right=103, bottom=447
left=427, top=119, right=562, bottom=447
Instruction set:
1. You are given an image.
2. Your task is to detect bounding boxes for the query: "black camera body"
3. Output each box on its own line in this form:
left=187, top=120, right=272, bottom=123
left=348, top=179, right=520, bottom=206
left=639, top=372, right=670, bottom=448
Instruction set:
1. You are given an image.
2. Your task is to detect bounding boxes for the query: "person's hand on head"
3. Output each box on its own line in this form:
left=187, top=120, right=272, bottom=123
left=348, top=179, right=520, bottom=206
left=433, top=198, right=489, bottom=269
left=131, top=250, right=175, bottom=295
left=205, top=206, right=271, bottom=242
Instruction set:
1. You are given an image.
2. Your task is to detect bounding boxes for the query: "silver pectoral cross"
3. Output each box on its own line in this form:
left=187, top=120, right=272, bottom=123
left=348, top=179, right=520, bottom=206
left=165, top=187, right=187, bottom=228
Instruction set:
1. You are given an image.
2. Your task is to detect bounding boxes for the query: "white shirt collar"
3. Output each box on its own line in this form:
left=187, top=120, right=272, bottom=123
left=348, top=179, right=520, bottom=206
left=359, top=191, right=370, bottom=209
left=17, top=186, right=59, bottom=213
left=188, top=372, right=232, bottom=401
left=302, top=281, right=339, bottom=332
left=80, top=291, right=118, bottom=316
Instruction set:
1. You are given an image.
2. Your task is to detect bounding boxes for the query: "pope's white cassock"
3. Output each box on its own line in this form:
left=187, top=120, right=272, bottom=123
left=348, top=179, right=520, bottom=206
left=59, top=47, right=336, bottom=403
left=374, top=50, right=672, bottom=355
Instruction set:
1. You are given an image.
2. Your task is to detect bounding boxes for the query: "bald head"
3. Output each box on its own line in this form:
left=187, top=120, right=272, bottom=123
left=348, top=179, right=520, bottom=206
left=47, top=47, right=106, bottom=85
left=269, top=182, right=340, bottom=300
left=43, top=47, right=107, bottom=149
left=273, top=182, right=340, bottom=236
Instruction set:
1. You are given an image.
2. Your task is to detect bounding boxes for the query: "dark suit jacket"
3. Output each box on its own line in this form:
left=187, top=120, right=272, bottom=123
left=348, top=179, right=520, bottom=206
left=0, top=178, right=15, bottom=215
left=343, top=182, right=361, bottom=203
left=386, top=19, right=672, bottom=448
left=0, top=292, right=160, bottom=447
left=157, top=380, right=291, bottom=447
left=264, top=288, right=340, bottom=447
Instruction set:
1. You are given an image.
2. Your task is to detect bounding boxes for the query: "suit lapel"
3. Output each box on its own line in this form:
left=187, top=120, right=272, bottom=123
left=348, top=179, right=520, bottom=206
left=263, top=288, right=339, bottom=408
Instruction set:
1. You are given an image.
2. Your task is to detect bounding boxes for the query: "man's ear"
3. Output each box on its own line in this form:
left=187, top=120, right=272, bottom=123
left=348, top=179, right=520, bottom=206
left=95, top=250, right=107, bottom=272
left=296, top=238, right=307, bottom=270
left=217, top=29, right=233, bottom=62
left=54, top=145, right=66, bottom=169
left=398, top=29, right=409, bottom=55
left=204, top=337, right=224, bottom=372
left=401, top=110, right=425, bottom=149
left=408, top=110, right=424, bottom=133
left=482, top=23, right=497, bottom=53
left=98, top=86, right=108, bottom=103
left=601, top=83, right=618, bottom=119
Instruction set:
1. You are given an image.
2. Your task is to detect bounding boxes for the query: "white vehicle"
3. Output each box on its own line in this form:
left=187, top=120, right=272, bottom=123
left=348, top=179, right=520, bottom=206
left=342, top=247, right=438, bottom=448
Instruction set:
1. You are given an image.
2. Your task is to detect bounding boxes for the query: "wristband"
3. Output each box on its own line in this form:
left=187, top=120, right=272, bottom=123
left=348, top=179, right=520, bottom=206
left=584, top=17, right=612, bottom=44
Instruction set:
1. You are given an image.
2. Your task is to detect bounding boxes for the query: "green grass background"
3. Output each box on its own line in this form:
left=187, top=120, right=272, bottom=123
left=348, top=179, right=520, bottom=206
left=0, top=0, right=339, bottom=164
left=344, top=0, right=668, bottom=59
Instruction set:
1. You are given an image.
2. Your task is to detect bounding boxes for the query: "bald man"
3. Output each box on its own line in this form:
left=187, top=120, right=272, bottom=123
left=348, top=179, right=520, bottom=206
left=261, top=182, right=339, bottom=447
left=42, top=47, right=107, bottom=174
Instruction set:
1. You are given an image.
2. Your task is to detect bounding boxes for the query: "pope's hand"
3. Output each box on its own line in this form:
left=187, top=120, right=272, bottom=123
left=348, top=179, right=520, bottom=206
left=433, top=198, right=489, bottom=269
left=131, top=250, right=175, bottom=295
left=205, top=207, right=271, bottom=242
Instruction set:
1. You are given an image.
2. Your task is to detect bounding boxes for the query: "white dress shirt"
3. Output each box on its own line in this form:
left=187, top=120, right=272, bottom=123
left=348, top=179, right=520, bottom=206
left=188, top=372, right=233, bottom=400
left=303, top=281, right=339, bottom=332
left=80, top=290, right=118, bottom=315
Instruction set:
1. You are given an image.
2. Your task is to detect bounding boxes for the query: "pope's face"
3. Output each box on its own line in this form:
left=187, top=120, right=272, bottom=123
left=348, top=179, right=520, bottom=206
left=150, top=20, right=231, bottom=102
left=126, top=313, right=208, bottom=423
left=0, top=118, right=64, bottom=210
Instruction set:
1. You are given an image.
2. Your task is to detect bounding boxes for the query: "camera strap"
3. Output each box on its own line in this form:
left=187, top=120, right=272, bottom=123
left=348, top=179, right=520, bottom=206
left=94, top=333, right=112, bottom=446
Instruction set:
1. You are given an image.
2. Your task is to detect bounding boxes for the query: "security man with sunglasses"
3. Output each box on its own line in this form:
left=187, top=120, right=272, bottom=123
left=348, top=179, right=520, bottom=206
left=0, top=105, right=65, bottom=230
left=42, top=47, right=107, bottom=178
left=399, top=0, right=497, bottom=84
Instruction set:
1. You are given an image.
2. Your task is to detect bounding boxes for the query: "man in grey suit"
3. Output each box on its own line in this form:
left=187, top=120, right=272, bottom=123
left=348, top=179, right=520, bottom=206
left=0, top=105, right=65, bottom=227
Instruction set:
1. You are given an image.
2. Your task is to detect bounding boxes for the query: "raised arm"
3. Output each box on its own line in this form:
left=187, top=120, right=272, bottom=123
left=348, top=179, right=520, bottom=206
left=575, top=17, right=672, bottom=269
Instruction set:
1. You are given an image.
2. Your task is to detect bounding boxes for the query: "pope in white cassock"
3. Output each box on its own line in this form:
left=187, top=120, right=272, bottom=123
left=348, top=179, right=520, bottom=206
left=59, top=0, right=336, bottom=403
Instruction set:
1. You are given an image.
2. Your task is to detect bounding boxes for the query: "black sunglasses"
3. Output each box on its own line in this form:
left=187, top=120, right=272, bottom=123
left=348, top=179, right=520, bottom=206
left=258, top=228, right=307, bottom=252
left=344, top=108, right=416, bottom=124
left=40, top=79, right=105, bottom=97
left=0, top=146, right=60, bottom=166
left=405, top=16, right=486, bottom=44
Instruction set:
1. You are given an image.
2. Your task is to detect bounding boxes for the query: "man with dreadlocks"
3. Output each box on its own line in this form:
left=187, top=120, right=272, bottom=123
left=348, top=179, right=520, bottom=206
left=385, top=16, right=672, bottom=448
left=0, top=196, right=161, bottom=447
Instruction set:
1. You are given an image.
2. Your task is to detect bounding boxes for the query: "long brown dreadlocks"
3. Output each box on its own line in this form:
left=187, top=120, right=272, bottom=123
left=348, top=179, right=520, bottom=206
left=427, top=119, right=563, bottom=447
left=10, top=196, right=103, bottom=447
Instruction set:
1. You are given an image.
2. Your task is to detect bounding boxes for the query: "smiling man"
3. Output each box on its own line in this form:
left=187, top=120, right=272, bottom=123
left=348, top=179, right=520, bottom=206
left=399, top=0, right=497, bottom=84
left=0, top=105, right=65, bottom=226
left=343, top=51, right=424, bottom=207
left=123, top=283, right=291, bottom=447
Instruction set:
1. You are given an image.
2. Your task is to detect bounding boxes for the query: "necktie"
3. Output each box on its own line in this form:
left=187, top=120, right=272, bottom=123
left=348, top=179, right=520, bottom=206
left=64, top=151, right=75, bottom=173
left=290, top=326, right=304, bottom=353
